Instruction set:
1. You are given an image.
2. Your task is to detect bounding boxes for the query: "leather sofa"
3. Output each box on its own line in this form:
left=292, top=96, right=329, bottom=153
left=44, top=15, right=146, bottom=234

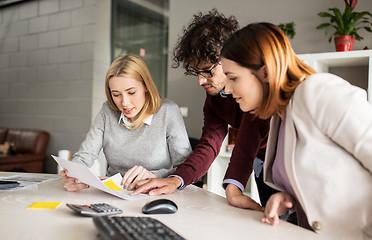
left=0, top=128, right=50, bottom=173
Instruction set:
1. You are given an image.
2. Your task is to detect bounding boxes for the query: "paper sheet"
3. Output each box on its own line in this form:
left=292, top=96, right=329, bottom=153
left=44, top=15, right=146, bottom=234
left=0, top=174, right=60, bottom=191
left=52, top=155, right=147, bottom=200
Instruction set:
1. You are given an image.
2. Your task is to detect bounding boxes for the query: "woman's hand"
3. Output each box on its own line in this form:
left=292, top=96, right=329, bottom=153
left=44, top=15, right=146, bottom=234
left=225, top=184, right=264, bottom=211
left=121, top=166, right=156, bottom=190
left=261, top=192, right=294, bottom=226
left=60, top=169, right=89, bottom=192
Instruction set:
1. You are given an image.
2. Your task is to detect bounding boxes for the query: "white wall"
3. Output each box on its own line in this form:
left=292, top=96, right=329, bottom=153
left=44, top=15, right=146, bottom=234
left=167, top=0, right=372, bottom=139
left=0, top=0, right=110, bottom=173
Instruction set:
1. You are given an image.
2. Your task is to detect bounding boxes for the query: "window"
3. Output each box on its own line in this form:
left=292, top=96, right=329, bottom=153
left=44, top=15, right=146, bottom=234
left=111, top=0, right=169, bottom=97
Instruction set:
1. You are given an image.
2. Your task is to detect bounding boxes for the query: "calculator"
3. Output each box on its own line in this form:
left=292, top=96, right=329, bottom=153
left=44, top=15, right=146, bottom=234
left=66, top=203, right=123, bottom=217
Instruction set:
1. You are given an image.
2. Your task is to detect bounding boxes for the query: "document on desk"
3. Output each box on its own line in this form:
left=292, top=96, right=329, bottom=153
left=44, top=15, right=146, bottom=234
left=52, top=155, right=148, bottom=200
left=0, top=174, right=60, bottom=190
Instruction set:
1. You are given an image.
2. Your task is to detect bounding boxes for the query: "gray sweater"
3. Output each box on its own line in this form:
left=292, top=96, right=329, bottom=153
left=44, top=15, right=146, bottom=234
left=72, top=99, right=192, bottom=177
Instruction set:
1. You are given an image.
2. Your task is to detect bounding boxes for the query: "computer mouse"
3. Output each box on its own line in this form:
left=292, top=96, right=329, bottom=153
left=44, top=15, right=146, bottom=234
left=142, top=199, right=178, bottom=214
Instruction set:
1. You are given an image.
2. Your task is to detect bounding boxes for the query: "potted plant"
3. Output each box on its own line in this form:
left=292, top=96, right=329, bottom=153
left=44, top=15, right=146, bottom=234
left=278, top=22, right=296, bottom=39
left=316, top=0, right=372, bottom=51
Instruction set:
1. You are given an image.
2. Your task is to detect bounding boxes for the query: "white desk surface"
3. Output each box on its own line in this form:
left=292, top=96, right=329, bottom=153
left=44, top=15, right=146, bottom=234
left=0, top=172, right=322, bottom=240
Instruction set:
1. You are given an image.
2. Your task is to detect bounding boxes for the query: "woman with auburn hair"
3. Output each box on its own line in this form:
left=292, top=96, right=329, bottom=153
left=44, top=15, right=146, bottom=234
left=61, top=54, right=192, bottom=191
left=221, top=22, right=372, bottom=239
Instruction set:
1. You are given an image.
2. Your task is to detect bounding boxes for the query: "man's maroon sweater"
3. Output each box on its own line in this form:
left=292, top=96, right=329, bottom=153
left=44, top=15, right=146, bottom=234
left=172, top=92, right=270, bottom=188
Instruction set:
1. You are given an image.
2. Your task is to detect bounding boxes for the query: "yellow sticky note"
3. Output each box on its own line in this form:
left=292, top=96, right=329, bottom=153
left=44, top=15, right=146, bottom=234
left=103, top=179, right=123, bottom=191
left=27, top=202, right=62, bottom=209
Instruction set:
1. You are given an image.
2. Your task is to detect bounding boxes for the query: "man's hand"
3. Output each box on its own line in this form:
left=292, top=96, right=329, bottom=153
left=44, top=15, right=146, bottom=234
left=130, top=177, right=182, bottom=196
left=225, top=184, right=264, bottom=211
left=261, top=192, right=294, bottom=226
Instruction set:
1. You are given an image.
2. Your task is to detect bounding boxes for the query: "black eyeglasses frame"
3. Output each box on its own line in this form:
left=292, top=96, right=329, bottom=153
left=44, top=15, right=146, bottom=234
left=186, top=62, right=220, bottom=78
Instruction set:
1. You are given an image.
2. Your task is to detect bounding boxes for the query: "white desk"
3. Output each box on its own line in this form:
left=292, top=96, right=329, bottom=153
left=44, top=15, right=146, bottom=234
left=0, top=172, right=321, bottom=240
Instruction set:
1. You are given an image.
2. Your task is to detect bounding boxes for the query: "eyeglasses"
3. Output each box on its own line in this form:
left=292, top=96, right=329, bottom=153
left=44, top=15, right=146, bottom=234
left=187, top=62, right=220, bottom=78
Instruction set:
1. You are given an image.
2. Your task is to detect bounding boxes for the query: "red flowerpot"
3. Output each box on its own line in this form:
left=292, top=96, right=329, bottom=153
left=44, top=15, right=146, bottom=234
left=334, top=35, right=355, bottom=51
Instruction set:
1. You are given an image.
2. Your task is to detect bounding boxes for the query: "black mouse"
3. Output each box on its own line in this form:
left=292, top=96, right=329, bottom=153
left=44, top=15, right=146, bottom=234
left=142, top=199, right=178, bottom=214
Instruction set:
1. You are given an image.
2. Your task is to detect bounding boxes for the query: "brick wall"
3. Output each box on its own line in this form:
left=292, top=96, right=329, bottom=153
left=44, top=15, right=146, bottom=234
left=0, top=0, right=110, bottom=173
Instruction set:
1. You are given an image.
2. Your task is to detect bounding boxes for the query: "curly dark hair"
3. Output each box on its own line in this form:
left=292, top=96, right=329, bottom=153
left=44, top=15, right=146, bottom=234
left=172, top=9, right=239, bottom=73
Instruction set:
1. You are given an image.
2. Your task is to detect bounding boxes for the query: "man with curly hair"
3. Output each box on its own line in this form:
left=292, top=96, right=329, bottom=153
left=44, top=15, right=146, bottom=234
left=132, top=9, right=276, bottom=210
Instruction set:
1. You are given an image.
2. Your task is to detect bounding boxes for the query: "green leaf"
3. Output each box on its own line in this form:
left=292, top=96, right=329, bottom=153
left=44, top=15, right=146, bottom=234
left=354, top=32, right=363, bottom=40
left=318, top=12, right=334, bottom=18
left=277, top=22, right=296, bottom=39
left=331, top=8, right=344, bottom=31
left=343, top=6, right=352, bottom=25
left=316, top=23, right=331, bottom=29
left=363, top=26, right=372, bottom=32
left=344, top=22, right=353, bottom=35
left=353, top=12, right=371, bottom=24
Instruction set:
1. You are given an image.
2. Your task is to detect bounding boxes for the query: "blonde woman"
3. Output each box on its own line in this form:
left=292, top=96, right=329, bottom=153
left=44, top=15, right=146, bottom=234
left=221, top=22, right=372, bottom=239
left=61, top=54, right=192, bottom=192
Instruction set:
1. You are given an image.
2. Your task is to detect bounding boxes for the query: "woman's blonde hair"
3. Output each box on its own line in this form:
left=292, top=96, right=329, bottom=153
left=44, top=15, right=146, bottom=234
left=221, top=22, right=316, bottom=119
left=105, top=54, right=161, bottom=129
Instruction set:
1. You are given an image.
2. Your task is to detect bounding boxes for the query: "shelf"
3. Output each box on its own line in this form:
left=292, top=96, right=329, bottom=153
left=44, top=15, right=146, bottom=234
left=298, top=50, right=371, bottom=67
left=297, top=50, right=372, bottom=103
